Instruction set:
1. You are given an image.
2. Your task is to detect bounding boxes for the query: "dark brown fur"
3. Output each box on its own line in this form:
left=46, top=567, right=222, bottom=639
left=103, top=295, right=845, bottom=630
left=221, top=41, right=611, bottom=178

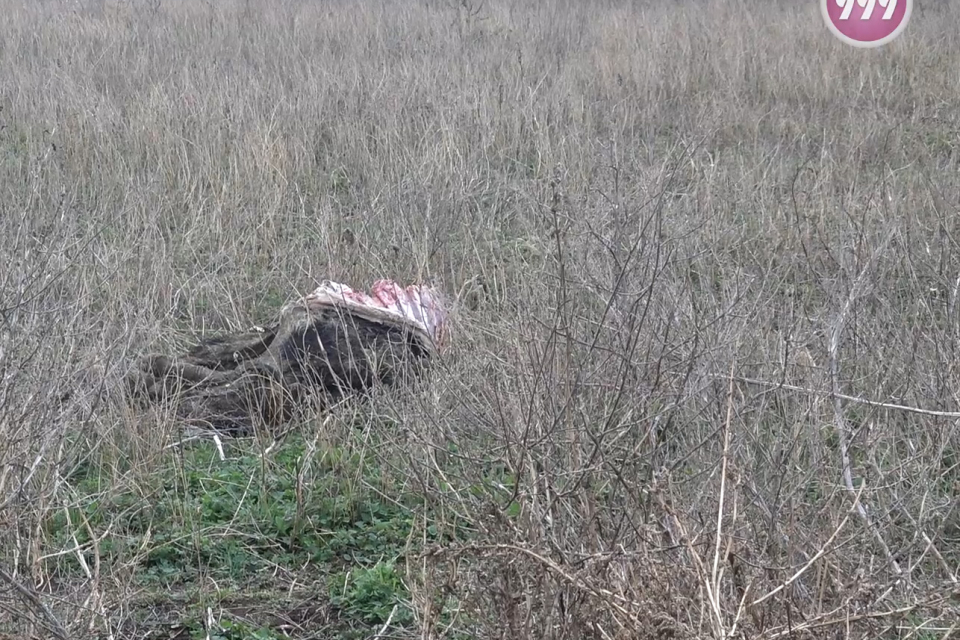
left=127, top=306, right=434, bottom=434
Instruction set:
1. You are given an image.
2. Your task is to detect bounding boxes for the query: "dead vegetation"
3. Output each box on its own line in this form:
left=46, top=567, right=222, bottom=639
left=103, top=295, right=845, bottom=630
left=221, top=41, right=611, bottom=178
left=1, top=0, right=960, bottom=638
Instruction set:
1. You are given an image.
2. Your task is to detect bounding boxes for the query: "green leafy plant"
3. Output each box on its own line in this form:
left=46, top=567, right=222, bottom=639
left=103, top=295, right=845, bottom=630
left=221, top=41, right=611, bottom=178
left=329, top=560, right=414, bottom=627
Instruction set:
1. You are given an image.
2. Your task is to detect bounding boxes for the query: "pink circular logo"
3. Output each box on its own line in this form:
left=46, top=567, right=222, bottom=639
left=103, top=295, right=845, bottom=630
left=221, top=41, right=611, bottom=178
left=821, top=0, right=913, bottom=48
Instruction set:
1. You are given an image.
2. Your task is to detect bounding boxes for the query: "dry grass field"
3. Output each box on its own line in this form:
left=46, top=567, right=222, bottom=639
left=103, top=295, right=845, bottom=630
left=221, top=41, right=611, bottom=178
left=1, top=0, right=959, bottom=637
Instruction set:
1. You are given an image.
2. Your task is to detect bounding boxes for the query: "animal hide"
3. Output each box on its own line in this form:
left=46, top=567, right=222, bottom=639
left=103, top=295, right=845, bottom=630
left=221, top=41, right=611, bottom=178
left=127, top=280, right=448, bottom=434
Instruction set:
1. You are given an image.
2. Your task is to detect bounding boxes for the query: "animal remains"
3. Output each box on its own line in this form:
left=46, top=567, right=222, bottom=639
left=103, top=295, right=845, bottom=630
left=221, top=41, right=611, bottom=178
left=126, top=280, right=448, bottom=434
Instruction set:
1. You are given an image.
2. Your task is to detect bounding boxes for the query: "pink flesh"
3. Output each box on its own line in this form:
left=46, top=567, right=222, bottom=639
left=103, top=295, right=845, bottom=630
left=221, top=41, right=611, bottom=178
left=306, top=280, right=447, bottom=346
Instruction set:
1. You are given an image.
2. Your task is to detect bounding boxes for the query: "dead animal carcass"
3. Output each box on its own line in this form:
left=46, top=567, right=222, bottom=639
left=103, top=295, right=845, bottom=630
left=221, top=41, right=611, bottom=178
left=127, top=280, right=448, bottom=433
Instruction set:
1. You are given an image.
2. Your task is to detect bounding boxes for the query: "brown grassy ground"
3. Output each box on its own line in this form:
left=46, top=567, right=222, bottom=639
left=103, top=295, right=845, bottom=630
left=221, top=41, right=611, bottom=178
left=1, top=0, right=959, bottom=638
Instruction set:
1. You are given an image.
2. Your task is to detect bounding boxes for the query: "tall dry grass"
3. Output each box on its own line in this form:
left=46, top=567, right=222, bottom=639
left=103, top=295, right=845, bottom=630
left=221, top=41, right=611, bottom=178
left=1, top=0, right=959, bottom=637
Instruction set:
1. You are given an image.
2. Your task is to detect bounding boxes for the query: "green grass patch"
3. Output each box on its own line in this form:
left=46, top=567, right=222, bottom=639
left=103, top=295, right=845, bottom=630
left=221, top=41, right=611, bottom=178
left=43, top=430, right=469, bottom=635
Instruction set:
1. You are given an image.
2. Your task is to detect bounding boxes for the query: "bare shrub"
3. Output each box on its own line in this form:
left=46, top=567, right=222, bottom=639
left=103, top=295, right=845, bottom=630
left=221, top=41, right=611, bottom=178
left=1, top=0, right=959, bottom=637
